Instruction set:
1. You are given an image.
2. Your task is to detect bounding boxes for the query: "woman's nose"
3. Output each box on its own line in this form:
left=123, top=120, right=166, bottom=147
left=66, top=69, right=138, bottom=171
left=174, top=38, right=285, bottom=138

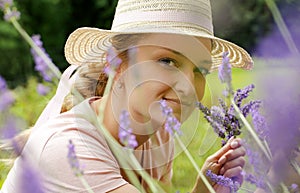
left=173, top=68, right=195, bottom=97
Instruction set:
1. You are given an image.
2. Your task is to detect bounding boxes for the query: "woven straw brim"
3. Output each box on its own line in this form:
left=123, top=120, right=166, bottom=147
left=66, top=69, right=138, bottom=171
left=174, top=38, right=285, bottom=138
left=64, top=27, right=253, bottom=72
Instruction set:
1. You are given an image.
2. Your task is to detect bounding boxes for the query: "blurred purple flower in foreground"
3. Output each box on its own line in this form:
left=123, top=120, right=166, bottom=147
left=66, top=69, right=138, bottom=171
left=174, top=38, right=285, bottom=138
left=3, top=9, right=20, bottom=21
left=289, top=184, right=299, bottom=193
left=263, top=65, right=300, bottom=148
left=67, top=139, right=83, bottom=176
left=0, top=75, right=15, bottom=111
left=118, top=110, right=138, bottom=149
left=0, top=75, right=7, bottom=90
left=2, top=116, right=18, bottom=139
left=0, top=0, right=12, bottom=9
left=31, top=35, right=55, bottom=82
left=36, top=83, right=50, bottom=96
left=206, top=170, right=240, bottom=192
left=218, top=52, right=233, bottom=96
left=262, top=64, right=300, bottom=184
left=19, top=158, right=45, bottom=193
left=0, top=0, right=20, bottom=21
left=254, top=2, right=300, bottom=58
left=104, top=47, right=122, bottom=76
left=159, top=99, right=182, bottom=135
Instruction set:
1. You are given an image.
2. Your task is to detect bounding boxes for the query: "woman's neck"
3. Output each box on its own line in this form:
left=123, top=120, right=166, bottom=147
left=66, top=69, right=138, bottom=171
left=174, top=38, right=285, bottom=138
left=91, top=94, right=152, bottom=148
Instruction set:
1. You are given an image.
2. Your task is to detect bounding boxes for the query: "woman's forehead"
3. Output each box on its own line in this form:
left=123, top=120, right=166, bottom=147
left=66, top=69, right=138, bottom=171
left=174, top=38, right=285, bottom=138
left=133, top=33, right=212, bottom=67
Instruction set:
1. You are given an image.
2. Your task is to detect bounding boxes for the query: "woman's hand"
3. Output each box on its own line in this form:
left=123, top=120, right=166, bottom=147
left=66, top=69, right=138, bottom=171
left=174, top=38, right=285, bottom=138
left=192, top=137, right=246, bottom=193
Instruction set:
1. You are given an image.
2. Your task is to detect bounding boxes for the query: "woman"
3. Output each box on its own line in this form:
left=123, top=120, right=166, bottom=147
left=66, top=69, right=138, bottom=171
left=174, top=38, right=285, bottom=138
left=1, top=0, right=252, bottom=192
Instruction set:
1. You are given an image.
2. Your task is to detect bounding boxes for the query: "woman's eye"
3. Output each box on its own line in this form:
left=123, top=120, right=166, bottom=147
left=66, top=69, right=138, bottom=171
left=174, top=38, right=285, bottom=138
left=158, top=58, right=177, bottom=68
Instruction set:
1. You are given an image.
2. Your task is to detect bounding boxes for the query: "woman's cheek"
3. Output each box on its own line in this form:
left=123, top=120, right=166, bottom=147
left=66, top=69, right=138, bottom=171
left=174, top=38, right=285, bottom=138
left=195, top=79, right=206, bottom=101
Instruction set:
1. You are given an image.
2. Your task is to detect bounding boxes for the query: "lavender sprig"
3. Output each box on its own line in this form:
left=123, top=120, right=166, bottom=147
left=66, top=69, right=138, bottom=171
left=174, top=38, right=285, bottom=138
left=67, top=140, right=95, bottom=193
left=118, top=110, right=138, bottom=149
left=197, top=96, right=245, bottom=146
left=0, top=76, right=15, bottom=111
left=289, top=184, right=299, bottom=193
left=103, top=47, right=122, bottom=76
left=218, top=52, right=233, bottom=96
left=36, top=83, right=50, bottom=96
left=0, top=0, right=20, bottom=21
left=159, top=99, right=182, bottom=135
left=206, top=170, right=240, bottom=192
left=67, top=140, right=84, bottom=176
left=19, top=157, right=45, bottom=193
left=31, top=35, right=56, bottom=82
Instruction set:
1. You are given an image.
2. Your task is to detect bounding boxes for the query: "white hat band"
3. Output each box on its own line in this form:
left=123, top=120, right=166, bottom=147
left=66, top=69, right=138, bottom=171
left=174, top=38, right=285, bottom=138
left=111, top=11, right=213, bottom=34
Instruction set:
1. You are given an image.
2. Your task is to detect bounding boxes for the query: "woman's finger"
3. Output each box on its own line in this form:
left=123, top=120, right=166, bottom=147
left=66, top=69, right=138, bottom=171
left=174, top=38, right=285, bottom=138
left=223, top=166, right=243, bottom=179
left=220, top=156, right=246, bottom=175
left=223, top=146, right=246, bottom=162
left=208, top=137, right=242, bottom=163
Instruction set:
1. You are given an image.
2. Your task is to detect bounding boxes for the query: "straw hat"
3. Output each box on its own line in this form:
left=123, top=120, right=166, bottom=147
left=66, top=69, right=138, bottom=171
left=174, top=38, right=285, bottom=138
left=64, top=0, right=253, bottom=71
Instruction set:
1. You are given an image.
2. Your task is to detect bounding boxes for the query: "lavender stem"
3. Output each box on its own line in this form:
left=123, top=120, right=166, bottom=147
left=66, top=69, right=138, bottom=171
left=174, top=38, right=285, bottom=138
left=9, top=13, right=61, bottom=79
left=175, top=134, right=216, bottom=193
left=230, top=98, right=272, bottom=161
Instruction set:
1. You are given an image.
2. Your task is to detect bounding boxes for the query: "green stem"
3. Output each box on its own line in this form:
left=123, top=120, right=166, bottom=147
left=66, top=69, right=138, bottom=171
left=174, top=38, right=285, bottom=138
left=265, top=0, right=299, bottom=56
left=290, top=159, right=300, bottom=176
left=78, top=176, right=95, bottom=193
left=263, top=139, right=272, bottom=160
left=280, top=182, right=291, bottom=193
left=175, top=134, right=216, bottom=193
left=96, top=119, right=163, bottom=193
left=9, top=14, right=61, bottom=79
left=128, top=153, right=162, bottom=193
left=97, top=72, right=115, bottom=123
left=266, top=182, right=276, bottom=193
left=230, top=98, right=272, bottom=161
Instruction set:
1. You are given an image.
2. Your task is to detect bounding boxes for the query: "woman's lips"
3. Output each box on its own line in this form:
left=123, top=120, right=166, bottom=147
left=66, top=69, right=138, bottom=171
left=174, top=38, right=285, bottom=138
left=163, top=98, right=192, bottom=107
left=164, top=98, right=180, bottom=105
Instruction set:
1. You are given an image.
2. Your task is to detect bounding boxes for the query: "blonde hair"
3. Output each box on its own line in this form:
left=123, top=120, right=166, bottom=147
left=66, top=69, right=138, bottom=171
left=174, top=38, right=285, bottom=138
left=61, top=33, right=144, bottom=112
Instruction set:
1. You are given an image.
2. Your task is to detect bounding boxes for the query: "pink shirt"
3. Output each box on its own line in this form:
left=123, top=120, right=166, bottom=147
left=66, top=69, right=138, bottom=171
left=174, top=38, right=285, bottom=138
left=1, top=98, right=174, bottom=193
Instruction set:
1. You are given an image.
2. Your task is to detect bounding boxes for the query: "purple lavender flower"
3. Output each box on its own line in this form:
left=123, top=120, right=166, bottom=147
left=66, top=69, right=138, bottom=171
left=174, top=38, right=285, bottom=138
left=289, top=184, right=299, bottom=193
left=30, top=35, right=55, bottom=82
left=218, top=52, right=233, bottom=95
left=2, top=116, right=18, bottom=139
left=159, top=100, right=182, bottom=135
left=1, top=116, right=18, bottom=153
left=0, top=75, right=7, bottom=91
left=242, top=172, right=266, bottom=189
left=263, top=66, right=300, bottom=175
left=234, top=84, right=255, bottom=108
left=240, top=100, right=261, bottom=117
left=0, top=0, right=12, bottom=10
left=67, top=139, right=83, bottom=176
left=0, top=90, right=15, bottom=111
left=206, top=170, right=240, bottom=192
left=197, top=99, right=242, bottom=145
left=36, top=83, right=50, bottom=96
left=0, top=76, right=15, bottom=111
left=209, top=106, right=226, bottom=138
left=19, top=157, right=45, bottom=193
left=118, top=110, right=138, bottom=149
left=4, top=9, right=20, bottom=21
left=104, top=47, right=122, bottom=76
left=250, top=108, right=269, bottom=141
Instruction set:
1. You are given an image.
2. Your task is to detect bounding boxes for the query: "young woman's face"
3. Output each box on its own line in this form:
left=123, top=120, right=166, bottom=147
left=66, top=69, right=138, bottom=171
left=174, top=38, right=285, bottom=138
left=114, top=33, right=211, bottom=129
